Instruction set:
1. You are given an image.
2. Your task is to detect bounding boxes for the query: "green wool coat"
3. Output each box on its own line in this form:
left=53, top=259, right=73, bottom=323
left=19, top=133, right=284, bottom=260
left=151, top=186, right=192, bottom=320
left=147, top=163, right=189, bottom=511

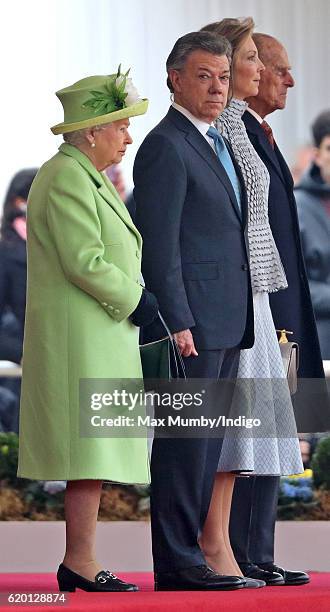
left=17, top=143, right=150, bottom=483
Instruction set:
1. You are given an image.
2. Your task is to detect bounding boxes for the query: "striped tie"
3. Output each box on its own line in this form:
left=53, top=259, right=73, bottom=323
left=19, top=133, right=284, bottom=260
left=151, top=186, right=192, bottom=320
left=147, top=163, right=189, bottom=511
left=261, top=120, right=275, bottom=149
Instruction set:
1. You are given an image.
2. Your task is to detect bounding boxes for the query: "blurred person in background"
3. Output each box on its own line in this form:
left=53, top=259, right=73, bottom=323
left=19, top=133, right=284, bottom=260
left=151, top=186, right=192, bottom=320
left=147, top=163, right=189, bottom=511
left=291, top=144, right=314, bottom=186
left=0, top=169, right=37, bottom=433
left=105, top=165, right=126, bottom=202
left=299, top=439, right=312, bottom=469
left=295, top=110, right=330, bottom=359
left=0, top=169, right=37, bottom=363
left=0, top=385, right=19, bottom=432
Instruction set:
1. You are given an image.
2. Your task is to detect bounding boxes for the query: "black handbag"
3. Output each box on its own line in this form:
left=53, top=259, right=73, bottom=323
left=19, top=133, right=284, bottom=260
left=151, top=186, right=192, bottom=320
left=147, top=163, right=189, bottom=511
left=277, top=329, right=299, bottom=395
left=139, top=312, right=186, bottom=380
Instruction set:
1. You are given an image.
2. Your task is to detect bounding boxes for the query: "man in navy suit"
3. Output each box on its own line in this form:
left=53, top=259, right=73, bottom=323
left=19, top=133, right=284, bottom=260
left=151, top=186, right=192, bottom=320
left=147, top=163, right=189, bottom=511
left=229, top=33, right=325, bottom=586
left=134, top=31, right=254, bottom=591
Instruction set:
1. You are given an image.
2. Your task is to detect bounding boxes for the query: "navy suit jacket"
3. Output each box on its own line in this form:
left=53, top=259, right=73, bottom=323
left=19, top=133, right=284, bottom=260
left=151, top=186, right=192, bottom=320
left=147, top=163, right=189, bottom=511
left=134, top=107, right=254, bottom=350
left=243, top=110, right=324, bottom=379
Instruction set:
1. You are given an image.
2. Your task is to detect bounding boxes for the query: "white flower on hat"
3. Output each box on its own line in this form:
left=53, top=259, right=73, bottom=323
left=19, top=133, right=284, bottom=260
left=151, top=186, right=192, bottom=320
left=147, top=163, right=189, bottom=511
left=115, top=76, right=141, bottom=106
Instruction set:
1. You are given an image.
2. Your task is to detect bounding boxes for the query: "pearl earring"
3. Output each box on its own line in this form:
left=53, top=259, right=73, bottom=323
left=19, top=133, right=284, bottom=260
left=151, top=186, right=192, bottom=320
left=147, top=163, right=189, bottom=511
left=91, top=142, right=96, bottom=148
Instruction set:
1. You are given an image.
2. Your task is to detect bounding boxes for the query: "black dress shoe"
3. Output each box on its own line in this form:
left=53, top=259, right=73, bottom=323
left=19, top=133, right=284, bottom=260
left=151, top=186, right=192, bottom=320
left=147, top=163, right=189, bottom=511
left=57, top=564, right=138, bottom=592
left=258, top=563, right=310, bottom=586
left=239, top=563, right=284, bottom=586
left=155, top=565, right=245, bottom=591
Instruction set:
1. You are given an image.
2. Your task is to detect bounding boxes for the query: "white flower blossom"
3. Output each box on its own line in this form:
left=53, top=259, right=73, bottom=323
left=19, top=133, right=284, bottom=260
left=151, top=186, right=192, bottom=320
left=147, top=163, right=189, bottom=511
left=116, top=76, right=141, bottom=106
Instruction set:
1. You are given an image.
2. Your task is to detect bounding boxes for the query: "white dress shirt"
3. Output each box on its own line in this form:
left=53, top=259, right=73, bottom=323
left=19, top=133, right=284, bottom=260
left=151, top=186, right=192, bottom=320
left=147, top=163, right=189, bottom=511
left=247, top=106, right=263, bottom=124
left=172, top=102, right=217, bottom=153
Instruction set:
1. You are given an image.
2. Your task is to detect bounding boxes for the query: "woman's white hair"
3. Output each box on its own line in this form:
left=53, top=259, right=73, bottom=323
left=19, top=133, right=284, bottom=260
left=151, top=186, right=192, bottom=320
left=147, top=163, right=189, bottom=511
left=63, top=122, right=113, bottom=146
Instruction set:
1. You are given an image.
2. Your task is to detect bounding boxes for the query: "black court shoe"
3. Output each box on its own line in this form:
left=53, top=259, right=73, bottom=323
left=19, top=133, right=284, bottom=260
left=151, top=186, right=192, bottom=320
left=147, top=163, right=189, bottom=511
left=154, top=565, right=245, bottom=591
left=57, top=563, right=138, bottom=592
left=258, top=563, right=310, bottom=586
left=239, top=562, right=284, bottom=585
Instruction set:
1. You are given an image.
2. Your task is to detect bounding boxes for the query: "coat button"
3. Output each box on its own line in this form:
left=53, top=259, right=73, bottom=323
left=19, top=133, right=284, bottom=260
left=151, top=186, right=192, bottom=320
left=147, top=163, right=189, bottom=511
left=102, top=302, right=108, bottom=306
left=241, top=264, right=249, bottom=271
left=108, top=305, right=114, bottom=311
left=114, top=309, right=120, bottom=314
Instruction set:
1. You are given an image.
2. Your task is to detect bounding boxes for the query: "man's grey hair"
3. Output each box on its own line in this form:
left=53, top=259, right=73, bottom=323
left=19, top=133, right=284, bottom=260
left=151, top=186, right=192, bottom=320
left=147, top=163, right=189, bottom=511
left=166, top=31, right=232, bottom=92
left=63, top=123, right=112, bottom=146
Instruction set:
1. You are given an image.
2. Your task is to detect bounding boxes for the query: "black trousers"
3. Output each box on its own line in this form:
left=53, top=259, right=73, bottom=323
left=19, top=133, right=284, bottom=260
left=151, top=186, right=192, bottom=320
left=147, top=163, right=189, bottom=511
left=150, top=348, right=239, bottom=573
left=229, top=475, right=280, bottom=565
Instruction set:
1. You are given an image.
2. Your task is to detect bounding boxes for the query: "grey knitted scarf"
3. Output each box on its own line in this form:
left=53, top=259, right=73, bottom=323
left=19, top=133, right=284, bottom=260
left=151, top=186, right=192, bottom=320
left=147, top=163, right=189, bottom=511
left=215, top=98, right=287, bottom=293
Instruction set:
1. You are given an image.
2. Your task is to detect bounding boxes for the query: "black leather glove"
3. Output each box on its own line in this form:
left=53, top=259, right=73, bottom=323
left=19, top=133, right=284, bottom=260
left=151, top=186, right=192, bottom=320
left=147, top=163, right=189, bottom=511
left=130, top=288, right=159, bottom=327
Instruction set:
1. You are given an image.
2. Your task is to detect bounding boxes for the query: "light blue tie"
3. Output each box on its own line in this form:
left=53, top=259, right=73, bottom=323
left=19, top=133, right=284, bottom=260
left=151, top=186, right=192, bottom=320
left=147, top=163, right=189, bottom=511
left=207, top=126, right=242, bottom=214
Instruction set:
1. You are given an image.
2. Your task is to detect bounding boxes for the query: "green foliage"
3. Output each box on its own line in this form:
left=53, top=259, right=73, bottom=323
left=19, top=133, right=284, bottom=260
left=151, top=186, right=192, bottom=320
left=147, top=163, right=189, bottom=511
left=23, top=481, right=65, bottom=515
left=82, top=65, right=130, bottom=115
left=277, top=500, right=319, bottom=520
left=312, top=437, right=330, bottom=490
left=0, top=432, right=19, bottom=483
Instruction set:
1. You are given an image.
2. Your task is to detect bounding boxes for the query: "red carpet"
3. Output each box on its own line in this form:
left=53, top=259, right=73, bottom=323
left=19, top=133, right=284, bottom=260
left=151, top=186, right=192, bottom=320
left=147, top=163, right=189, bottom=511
left=0, top=572, right=329, bottom=611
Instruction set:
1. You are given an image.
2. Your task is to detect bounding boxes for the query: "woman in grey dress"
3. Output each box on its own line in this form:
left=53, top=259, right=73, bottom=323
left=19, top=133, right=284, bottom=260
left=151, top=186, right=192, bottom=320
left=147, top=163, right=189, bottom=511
left=198, top=17, right=303, bottom=576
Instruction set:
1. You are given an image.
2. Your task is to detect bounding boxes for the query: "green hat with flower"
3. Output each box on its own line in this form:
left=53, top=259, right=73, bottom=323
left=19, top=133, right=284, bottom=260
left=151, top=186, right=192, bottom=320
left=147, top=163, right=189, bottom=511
left=51, top=66, right=148, bottom=135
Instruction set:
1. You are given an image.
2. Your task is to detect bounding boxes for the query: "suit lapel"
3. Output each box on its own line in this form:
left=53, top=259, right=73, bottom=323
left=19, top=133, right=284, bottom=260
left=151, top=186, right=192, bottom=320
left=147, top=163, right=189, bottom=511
left=243, top=111, right=296, bottom=202
left=243, top=112, right=287, bottom=186
left=59, top=143, right=142, bottom=248
left=243, top=111, right=302, bottom=248
left=168, top=108, right=243, bottom=224
left=186, top=130, right=243, bottom=223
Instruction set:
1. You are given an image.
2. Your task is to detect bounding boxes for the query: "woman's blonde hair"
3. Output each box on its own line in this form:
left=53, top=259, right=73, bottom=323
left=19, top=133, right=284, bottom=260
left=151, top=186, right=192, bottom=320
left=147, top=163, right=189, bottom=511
left=201, top=17, right=255, bottom=60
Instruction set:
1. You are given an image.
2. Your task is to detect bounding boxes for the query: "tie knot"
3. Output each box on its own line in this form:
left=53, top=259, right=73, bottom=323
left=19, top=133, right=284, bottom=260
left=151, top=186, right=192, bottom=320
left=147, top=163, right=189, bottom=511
left=261, top=120, right=272, bottom=135
left=261, top=120, right=275, bottom=148
left=207, top=126, right=224, bottom=147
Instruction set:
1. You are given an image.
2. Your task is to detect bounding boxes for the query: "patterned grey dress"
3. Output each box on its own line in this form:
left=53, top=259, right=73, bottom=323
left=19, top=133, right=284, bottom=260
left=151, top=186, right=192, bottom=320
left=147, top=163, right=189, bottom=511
left=215, top=99, right=303, bottom=476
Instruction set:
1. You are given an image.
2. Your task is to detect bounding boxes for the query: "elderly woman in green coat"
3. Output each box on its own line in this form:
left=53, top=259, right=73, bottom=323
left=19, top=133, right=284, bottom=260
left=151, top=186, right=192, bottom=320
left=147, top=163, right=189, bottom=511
left=17, top=68, right=158, bottom=592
